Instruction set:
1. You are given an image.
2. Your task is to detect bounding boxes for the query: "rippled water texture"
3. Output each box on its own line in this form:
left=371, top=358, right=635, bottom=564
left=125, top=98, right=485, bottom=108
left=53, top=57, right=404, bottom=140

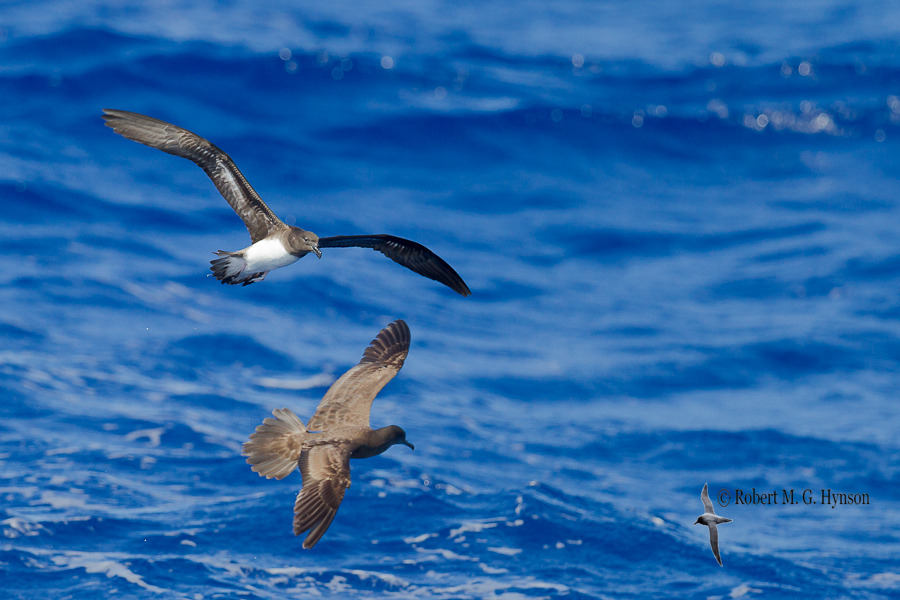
left=2, top=1, right=900, bottom=598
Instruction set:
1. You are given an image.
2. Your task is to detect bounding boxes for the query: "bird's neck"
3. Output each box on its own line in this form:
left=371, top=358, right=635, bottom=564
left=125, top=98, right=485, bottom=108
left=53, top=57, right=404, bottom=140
left=350, top=426, right=399, bottom=459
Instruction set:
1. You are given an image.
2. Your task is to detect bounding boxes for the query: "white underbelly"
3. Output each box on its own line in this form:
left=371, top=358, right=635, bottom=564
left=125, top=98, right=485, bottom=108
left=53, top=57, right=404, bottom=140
left=244, top=238, right=301, bottom=272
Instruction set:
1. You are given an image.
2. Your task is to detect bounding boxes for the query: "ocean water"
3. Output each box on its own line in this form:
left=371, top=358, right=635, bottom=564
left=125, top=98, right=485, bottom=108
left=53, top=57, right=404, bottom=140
left=2, top=1, right=900, bottom=598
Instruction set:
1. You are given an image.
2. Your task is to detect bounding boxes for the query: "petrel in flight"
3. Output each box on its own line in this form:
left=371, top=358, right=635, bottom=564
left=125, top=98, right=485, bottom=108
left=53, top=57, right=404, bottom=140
left=694, top=483, right=733, bottom=566
left=242, top=319, right=415, bottom=548
left=102, top=110, right=470, bottom=296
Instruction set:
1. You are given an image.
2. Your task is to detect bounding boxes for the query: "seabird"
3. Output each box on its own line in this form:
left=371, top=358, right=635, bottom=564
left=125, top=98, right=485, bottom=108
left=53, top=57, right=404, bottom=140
left=101, top=109, right=471, bottom=296
left=243, top=319, right=415, bottom=548
left=693, top=483, right=733, bottom=566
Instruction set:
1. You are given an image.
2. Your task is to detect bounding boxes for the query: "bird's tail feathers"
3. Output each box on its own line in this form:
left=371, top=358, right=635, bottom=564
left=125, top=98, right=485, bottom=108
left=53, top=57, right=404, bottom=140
left=210, top=251, right=267, bottom=285
left=243, top=408, right=308, bottom=480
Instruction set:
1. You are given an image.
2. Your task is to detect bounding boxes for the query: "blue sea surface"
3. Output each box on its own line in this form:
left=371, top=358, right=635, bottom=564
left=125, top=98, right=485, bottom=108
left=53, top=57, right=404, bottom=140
left=2, top=1, right=900, bottom=598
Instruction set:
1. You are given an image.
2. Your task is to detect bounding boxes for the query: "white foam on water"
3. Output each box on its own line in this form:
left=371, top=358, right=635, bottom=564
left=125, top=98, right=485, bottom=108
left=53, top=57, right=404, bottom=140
left=47, top=551, right=168, bottom=594
left=487, top=546, right=522, bottom=556
left=1, top=517, right=46, bottom=538
left=348, top=570, right=409, bottom=588
left=448, top=519, right=501, bottom=538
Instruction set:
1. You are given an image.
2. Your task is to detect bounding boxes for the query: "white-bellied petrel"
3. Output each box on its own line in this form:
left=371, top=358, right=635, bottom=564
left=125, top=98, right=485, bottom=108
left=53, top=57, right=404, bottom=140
left=102, top=110, right=470, bottom=296
left=243, top=319, right=415, bottom=548
left=694, top=483, right=733, bottom=566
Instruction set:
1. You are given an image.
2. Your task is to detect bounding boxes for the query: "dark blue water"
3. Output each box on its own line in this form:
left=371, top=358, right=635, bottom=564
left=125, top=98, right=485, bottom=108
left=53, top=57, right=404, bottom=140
left=2, top=2, right=900, bottom=598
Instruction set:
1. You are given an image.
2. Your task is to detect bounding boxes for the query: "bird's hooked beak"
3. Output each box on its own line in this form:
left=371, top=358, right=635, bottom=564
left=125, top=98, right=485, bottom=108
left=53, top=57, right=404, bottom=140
left=401, top=440, right=415, bottom=450
left=693, top=519, right=700, bottom=525
left=312, top=244, right=322, bottom=259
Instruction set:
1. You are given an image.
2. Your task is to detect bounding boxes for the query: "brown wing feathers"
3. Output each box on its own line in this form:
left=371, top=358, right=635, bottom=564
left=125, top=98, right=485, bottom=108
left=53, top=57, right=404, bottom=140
left=305, top=320, right=410, bottom=431
left=294, top=446, right=351, bottom=548
left=101, top=109, right=281, bottom=243
left=360, top=318, right=411, bottom=366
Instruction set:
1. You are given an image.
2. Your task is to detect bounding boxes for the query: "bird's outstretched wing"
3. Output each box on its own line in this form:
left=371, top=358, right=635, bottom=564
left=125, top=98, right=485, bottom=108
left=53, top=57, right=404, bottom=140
left=294, top=444, right=352, bottom=549
left=317, top=234, right=471, bottom=296
left=242, top=408, right=307, bottom=480
left=306, top=320, right=410, bottom=431
left=701, top=483, right=716, bottom=515
left=102, top=109, right=282, bottom=243
left=708, top=524, right=723, bottom=566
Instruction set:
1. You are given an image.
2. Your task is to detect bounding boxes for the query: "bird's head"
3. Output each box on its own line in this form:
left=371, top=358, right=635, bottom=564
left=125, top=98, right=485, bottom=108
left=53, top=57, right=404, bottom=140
left=386, top=425, right=414, bottom=450
left=693, top=518, right=701, bottom=525
left=288, top=227, right=321, bottom=258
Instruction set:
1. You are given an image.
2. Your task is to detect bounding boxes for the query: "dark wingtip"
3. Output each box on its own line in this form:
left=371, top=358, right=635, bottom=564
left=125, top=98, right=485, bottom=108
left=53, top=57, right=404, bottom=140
left=101, top=108, right=117, bottom=127
left=101, top=108, right=128, bottom=125
left=317, top=234, right=472, bottom=297
left=385, top=319, right=411, bottom=348
left=425, top=256, right=470, bottom=297
left=361, top=319, right=411, bottom=365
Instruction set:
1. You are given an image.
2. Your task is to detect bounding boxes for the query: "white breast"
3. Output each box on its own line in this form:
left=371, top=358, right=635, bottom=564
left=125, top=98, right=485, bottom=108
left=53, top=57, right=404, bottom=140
left=244, top=238, right=301, bottom=272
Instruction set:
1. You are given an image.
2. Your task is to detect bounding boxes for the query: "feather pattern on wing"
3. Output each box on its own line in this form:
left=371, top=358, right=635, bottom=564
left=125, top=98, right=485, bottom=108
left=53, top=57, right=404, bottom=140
left=102, top=109, right=282, bottom=243
left=306, top=320, right=410, bottom=431
left=709, top=524, right=722, bottom=566
left=294, top=444, right=352, bottom=549
left=317, top=234, right=471, bottom=296
left=701, top=483, right=715, bottom=514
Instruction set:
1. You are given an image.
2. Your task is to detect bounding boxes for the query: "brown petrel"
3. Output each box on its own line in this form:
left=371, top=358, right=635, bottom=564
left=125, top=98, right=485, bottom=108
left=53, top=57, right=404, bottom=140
left=243, top=319, right=415, bottom=548
left=102, top=109, right=470, bottom=296
left=694, top=483, right=733, bottom=566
